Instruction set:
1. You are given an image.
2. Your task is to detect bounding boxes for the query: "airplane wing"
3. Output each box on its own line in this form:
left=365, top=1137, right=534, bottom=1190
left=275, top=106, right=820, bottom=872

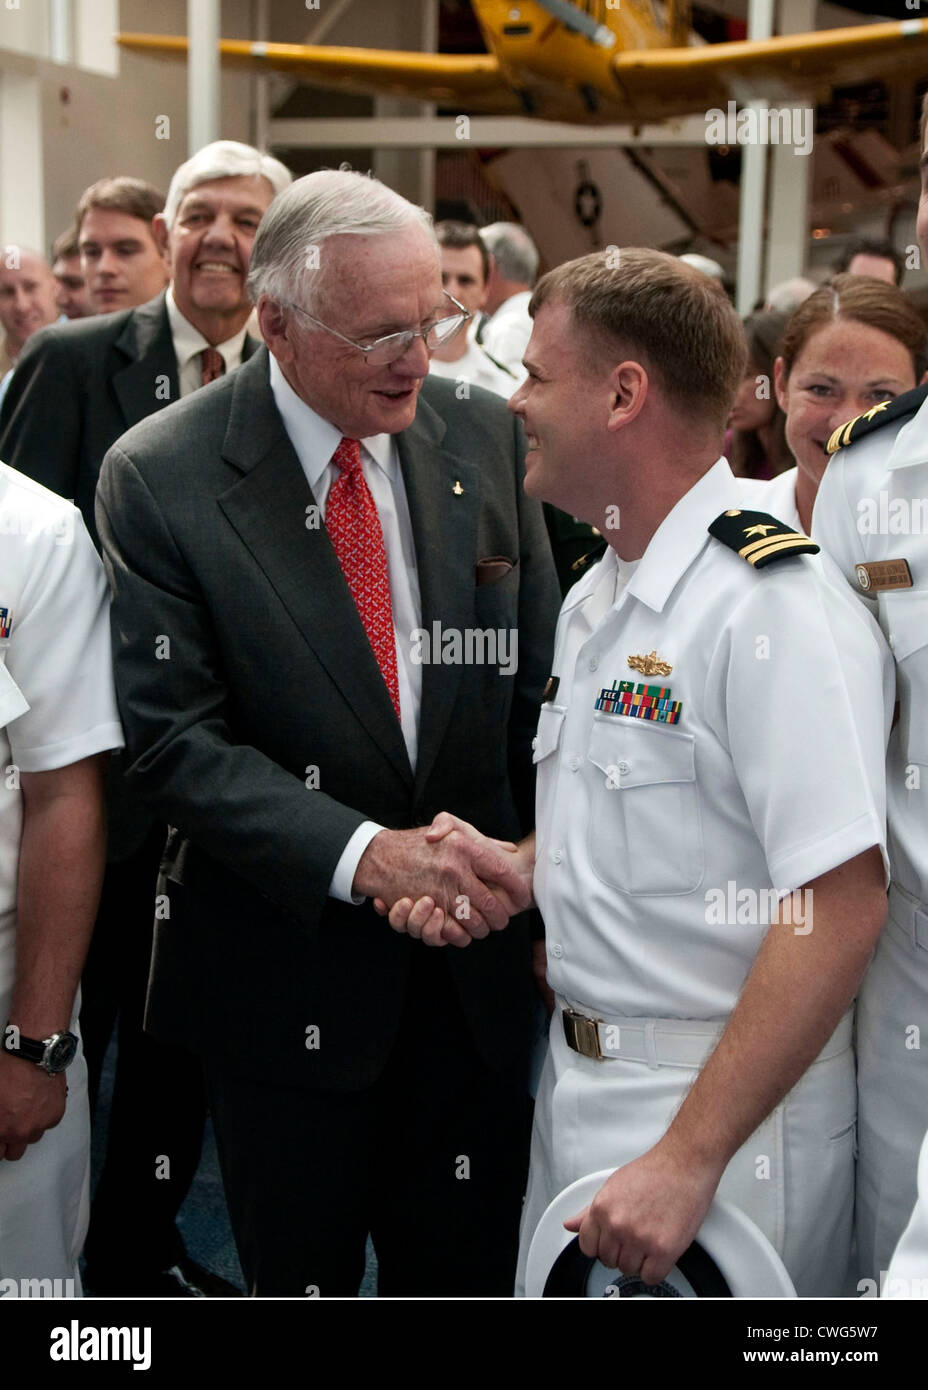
left=116, top=34, right=524, bottom=114
left=612, top=18, right=928, bottom=121
left=118, top=19, right=928, bottom=126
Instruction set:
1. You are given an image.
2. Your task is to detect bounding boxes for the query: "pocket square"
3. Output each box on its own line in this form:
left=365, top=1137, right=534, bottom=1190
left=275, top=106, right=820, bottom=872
left=475, top=556, right=515, bottom=586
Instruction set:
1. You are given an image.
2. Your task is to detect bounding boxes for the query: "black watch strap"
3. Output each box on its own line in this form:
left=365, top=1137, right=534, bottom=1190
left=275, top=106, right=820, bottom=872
left=2, top=1026, right=78, bottom=1073
left=3, top=1028, right=44, bottom=1064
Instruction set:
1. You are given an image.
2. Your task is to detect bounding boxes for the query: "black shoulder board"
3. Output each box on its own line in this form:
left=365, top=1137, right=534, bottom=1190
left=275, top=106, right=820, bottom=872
left=570, top=539, right=607, bottom=573
left=708, top=509, right=819, bottom=569
left=827, top=383, right=928, bottom=456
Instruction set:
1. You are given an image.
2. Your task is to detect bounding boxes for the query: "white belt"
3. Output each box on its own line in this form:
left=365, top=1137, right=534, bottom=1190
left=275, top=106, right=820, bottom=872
left=559, top=997, right=853, bottom=1069
left=888, top=882, right=928, bottom=951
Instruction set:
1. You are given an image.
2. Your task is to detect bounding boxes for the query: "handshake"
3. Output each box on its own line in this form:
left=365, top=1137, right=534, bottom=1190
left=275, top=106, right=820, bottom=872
left=353, top=813, right=536, bottom=948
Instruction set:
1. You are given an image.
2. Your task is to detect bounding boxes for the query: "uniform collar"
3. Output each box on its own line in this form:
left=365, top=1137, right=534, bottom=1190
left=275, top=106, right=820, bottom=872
left=886, top=392, right=928, bottom=471
left=559, top=458, right=738, bottom=621
left=626, top=457, right=739, bottom=613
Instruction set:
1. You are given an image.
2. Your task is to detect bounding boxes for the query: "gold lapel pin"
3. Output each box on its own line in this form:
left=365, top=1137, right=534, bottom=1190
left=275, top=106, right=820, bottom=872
left=452, top=480, right=464, bottom=496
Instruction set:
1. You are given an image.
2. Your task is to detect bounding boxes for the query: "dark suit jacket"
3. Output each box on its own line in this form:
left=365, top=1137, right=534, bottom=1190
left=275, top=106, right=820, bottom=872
left=95, top=350, right=560, bottom=1090
left=0, top=291, right=259, bottom=550
left=0, top=292, right=260, bottom=860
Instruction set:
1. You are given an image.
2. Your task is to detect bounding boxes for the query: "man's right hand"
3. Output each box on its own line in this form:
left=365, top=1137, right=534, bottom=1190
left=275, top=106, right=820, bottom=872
left=354, top=819, right=532, bottom=946
left=0, top=1052, right=66, bottom=1161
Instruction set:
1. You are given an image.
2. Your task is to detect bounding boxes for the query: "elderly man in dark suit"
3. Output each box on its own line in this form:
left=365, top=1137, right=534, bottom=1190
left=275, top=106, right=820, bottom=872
left=95, top=169, right=559, bottom=1297
left=0, top=139, right=292, bottom=1297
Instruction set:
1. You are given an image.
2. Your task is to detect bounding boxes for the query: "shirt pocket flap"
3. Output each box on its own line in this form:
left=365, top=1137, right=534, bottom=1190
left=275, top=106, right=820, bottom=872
left=881, top=588, right=928, bottom=663
left=0, top=660, right=30, bottom=728
left=588, top=713, right=696, bottom=789
left=533, top=704, right=566, bottom=763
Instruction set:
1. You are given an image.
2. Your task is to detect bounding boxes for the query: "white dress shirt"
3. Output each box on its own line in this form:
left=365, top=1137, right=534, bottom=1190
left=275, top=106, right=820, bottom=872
left=429, top=338, right=516, bottom=400
left=268, top=354, right=423, bottom=902
left=166, top=289, right=251, bottom=397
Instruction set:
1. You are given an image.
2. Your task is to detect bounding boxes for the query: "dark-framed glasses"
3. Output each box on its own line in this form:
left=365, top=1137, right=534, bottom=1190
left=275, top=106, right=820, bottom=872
left=282, top=289, right=470, bottom=365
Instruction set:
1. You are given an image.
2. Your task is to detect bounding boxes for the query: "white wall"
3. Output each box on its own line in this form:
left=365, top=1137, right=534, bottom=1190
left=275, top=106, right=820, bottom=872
left=1, top=0, right=262, bottom=255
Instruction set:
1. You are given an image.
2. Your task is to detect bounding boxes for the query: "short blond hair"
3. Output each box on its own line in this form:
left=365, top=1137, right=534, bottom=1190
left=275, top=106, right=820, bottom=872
left=530, top=248, right=746, bottom=428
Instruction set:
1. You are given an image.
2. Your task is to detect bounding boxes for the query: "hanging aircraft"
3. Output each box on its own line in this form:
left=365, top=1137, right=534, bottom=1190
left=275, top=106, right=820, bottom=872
left=118, top=0, right=928, bottom=127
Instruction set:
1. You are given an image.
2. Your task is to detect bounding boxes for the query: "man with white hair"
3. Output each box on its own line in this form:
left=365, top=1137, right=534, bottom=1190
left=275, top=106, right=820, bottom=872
left=479, top=222, right=539, bottom=385
left=95, top=169, right=559, bottom=1296
left=0, top=139, right=291, bottom=1297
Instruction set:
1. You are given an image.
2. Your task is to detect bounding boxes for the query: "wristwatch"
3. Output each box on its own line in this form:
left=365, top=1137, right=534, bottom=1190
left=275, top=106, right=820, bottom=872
left=2, top=1026, right=79, bottom=1074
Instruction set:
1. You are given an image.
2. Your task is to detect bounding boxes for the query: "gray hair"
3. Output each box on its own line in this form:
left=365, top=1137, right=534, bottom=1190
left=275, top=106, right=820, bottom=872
left=163, top=140, right=292, bottom=228
left=246, top=169, right=435, bottom=311
left=480, top=222, right=539, bottom=286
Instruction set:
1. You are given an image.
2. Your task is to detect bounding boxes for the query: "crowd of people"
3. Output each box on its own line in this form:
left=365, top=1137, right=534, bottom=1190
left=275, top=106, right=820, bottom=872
left=0, top=120, right=926, bottom=1300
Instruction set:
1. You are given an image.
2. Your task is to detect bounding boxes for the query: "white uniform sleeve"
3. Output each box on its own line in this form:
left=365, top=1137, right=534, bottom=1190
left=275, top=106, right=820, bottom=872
left=5, top=508, right=123, bottom=771
left=706, top=561, right=890, bottom=892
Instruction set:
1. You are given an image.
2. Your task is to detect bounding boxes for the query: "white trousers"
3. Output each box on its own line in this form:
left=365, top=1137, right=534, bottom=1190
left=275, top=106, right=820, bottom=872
left=517, top=1000, right=856, bottom=1297
left=884, top=1127, right=928, bottom=1297
left=0, top=950, right=88, bottom=1295
left=856, top=884, right=928, bottom=1287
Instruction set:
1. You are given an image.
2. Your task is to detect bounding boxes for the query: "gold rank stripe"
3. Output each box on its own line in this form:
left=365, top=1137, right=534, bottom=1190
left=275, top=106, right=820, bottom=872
left=738, top=531, right=809, bottom=561
left=827, top=421, right=848, bottom=454
left=739, top=535, right=815, bottom=565
left=827, top=414, right=864, bottom=455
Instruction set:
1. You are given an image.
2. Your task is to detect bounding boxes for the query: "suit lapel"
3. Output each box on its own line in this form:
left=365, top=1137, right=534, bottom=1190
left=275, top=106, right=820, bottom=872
left=217, top=351, right=413, bottom=786
left=398, top=397, right=479, bottom=797
left=112, top=294, right=179, bottom=430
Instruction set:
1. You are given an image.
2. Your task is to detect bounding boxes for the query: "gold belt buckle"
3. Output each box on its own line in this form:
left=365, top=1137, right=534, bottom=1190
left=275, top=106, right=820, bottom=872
left=562, top=1008, right=604, bottom=1061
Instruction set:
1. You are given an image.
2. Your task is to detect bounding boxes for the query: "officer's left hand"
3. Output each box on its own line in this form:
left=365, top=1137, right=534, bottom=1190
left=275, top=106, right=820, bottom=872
left=0, top=1051, right=67, bottom=1161
left=564, top=1137, right=723, bottom=1286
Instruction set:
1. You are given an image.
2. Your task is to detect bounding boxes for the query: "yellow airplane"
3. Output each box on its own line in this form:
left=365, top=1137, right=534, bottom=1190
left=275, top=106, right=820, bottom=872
left=119, top=0, right=928, bottom=127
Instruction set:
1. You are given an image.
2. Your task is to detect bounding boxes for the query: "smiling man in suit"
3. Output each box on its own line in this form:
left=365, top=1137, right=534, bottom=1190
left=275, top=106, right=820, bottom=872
left=95, top=169, right=560, bottom=1297
left=0, top=139, right=292, bottom=1297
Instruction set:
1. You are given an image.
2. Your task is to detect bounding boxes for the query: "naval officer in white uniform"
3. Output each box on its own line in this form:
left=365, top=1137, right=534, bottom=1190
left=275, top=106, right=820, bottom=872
left=386, top=248, right=893, bottom=1297
left=814, top=380, right=928, bottom=1289
left=0, top=461, right=122, bottom=1291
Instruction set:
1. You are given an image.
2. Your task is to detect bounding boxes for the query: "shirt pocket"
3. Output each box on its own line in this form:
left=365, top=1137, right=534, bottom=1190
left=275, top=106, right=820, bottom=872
left=586, top=714, right=704, bottom=896
left=879, top=589, right=928, bottom=767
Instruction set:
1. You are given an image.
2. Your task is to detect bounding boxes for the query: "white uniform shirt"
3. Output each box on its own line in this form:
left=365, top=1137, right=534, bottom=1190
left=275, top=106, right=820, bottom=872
left=0, top=463, right=123, bottom=970
left=813, top=401, right=928, bottom=905
left=429, top=339, right=516, bottom=399
left=535, top=456, right=891, bottom=1020
left=737, top=465, right=800, bottom=533
left=481, top=291, right=533, bottom=385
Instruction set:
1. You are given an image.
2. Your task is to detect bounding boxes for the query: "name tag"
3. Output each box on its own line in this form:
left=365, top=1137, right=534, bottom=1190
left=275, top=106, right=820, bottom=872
left=855, top=560, right=913, bottom=593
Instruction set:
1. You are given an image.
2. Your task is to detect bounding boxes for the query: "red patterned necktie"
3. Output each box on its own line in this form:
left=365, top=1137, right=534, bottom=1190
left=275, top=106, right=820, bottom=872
left=199, top=346, right=225, bottom=386
left=326, top=437, right=401, bottom=721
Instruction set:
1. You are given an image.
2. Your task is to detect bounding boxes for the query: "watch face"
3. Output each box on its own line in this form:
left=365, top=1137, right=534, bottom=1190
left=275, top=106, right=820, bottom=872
left=44, top=1032, right=78, bottom=1074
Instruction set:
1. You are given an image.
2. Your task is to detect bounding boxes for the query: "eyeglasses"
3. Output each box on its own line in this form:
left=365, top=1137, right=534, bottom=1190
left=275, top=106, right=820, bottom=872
left=281, top=290, right=470, bottom=365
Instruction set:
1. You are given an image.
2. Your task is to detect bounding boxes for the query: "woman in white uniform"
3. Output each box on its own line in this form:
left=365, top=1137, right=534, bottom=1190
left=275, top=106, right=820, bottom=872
left=740, top=275, right=924, bottom=532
